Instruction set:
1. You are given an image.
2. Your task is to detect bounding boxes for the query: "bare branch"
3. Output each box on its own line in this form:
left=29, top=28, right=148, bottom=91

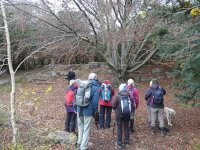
left=109, top=0, right=122, bottom=27
left=6, top=0, right=96, bottom=46
left=14, top=35, right=65, bottom=73
left=6, top=0, right=73, bottom=34
left=40, top=0, right=78, bottom=36
left=127, top=47, right=158, bottom=73
left=79, top=0, right=100, bottom=22
left=0, top=54, right=7, bottom=75
left=117, top=0, right=123, bottom=20
left=133, top=32, right=152, bottom=61
left=73, top=0, right=98, bottom=46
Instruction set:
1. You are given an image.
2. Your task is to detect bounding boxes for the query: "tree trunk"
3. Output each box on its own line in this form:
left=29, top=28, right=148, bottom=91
left=1, top=0, right=17, bottom=146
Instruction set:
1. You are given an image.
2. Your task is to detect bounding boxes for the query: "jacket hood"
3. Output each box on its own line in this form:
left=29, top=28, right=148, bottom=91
left=90, top=79, right=101, bottom=87
left=126, top=85, right=134, bottom=90
left=151, top=84, right=159, bottom=90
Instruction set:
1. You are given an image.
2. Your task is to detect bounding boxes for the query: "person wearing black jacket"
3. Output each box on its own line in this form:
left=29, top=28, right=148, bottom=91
left=112, top=83, right=132, bottom=149
left=66, top=68, right=76, bottom=84
left=145, top=78, right=166, bottom=136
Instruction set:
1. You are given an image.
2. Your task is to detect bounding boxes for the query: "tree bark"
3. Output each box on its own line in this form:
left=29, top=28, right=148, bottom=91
left=1, top=0, right=17, bottom=146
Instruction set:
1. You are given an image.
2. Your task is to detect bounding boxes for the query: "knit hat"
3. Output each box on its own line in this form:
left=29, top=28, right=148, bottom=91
left=127, top=79, right=134, bottom=86
left=150, top=78, right=158, bottom=86
left=119, top=83, right=126, bottom=91
left=88, top=73, right=97, bottom=80
left=69, top=79, right=76, bottom=86
left=104, top=80, right=110, bottom=84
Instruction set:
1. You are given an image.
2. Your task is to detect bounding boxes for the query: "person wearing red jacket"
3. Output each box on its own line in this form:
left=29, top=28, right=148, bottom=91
left=126, top=79, right=140, bottom=132
left=64, top=80, right=77, bottom=133
left=99, top=80, right=115, bottom=129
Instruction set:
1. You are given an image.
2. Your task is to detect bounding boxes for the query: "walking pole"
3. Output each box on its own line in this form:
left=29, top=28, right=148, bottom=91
left=112, top=121, right=116, bottom=136
left=94, top=111, right=99, bottom=130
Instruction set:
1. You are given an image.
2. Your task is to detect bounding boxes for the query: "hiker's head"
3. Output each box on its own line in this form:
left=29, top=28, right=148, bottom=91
left=119, top=83, right=126, bottom=91
left=88, top=73, right=97, bottom=80
left=127, top=79, right=134, bottom=86
left=104, top=80, right=110, bottom=84
left=69, top=79, right=76, bottom=86
left=150, top=78, right=158, bottom=86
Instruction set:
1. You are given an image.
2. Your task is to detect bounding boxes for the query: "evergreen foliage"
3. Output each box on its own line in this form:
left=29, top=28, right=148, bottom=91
left=157, top=1, right=200, bottom=106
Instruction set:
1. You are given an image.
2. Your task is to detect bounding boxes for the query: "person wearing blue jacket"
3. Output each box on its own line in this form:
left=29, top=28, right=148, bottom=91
left=145, top=78, right=166, bottom=136
left=76, top=73, right=100, bottom=150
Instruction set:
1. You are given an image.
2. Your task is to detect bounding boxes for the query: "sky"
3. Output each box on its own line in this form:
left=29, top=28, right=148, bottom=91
left=29, top=0, right=76, bottom=12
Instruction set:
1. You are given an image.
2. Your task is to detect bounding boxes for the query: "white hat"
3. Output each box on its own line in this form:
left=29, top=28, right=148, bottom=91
left=119, top=83, right=126, bottom=91
left=88, top=73, right=97, bottom=80
left=69, top=79, right=76, bottom=86
left=127, top=79, right=134, bottom=86
left=150, top=78, right=158, bottom=86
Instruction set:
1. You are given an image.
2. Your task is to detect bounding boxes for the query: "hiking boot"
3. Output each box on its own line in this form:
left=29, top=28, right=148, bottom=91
left=115, top=142, right=122, bottom=149
left=151, top=126, right=156, bottom=135
left=99, top=128, right=104, bottom=133
left=124, top=141, right=130, bottom=148
left=160, top=127, right=166, bottom=137
left=125, top=143, right=130, bottom=148
left=65, top=128, right=70, bottom=132
left=130, top=128, right=135, bottom=133
left=147, top=122, right=151, bottom=128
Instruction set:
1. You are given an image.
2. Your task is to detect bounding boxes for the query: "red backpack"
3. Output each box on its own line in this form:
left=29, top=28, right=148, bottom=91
left=65, top=90, right=75, bottom=106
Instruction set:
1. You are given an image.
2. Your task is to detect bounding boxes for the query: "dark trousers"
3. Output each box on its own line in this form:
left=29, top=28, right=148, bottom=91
left=99, top=105, right=112, bottom=129
left=65, top=112, right=76, bottom=132
left=130, top=119, right=134, bottom=131
left=117, top=115, right=130, bottom=145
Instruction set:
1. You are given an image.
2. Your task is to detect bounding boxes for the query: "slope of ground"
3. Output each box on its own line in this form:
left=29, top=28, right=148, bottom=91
left=0, top=64, right=200, bottom=150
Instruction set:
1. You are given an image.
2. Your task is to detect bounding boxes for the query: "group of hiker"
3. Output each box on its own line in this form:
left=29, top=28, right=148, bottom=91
left=64, top=69, right=166, bottom=150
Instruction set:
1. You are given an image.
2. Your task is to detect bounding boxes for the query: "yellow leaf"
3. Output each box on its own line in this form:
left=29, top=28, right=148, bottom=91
left=138, top=10, right=146, bottom=18
left=32, top=91, right=36, bottom=95
left=45, top=85, right=53, bottom=94
left=190, top=8, right=200, bottom=16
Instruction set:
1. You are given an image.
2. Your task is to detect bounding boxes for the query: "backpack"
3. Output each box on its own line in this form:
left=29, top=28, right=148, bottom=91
left=65, top=90, right=75, bottom=106
left=119, top=94, right=132, bottom=115
left=101, top=83, right=112, bottom=102
left=151, top=87, right=164, bottom=104
left=126, top=87, right=136, bottom=107
left=75, top=80, right=92, bottom=107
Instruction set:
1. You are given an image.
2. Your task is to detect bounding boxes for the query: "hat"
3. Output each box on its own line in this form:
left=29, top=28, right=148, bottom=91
left=127, top=79, right=134, bottom=86
left=69, top=79, right=76, bottom=86
left=88, top=73, right=97, bottom=80
left=119, top=83, right=126, bottom=91
left=104, top=80, right=110, bottom=84
left=150, top=78, right=158, bottom=86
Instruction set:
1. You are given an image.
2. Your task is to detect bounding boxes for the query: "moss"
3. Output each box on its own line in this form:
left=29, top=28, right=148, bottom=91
left=0, top=84, right=11, bottom=95
left=192, top=143, right=200, bottom=150
left=9, top=144, right=25, bottom=150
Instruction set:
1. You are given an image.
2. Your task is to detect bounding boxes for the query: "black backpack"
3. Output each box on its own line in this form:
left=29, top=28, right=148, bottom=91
left=151, top=87, right=164, bottom=104
left=119, top=94, right=132, bottom=115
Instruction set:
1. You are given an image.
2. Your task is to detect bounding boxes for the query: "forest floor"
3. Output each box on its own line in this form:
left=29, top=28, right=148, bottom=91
left=0, top=64, right=200, bottom=150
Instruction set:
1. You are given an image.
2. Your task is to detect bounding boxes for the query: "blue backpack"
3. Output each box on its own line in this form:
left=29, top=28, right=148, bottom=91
left=152, top=87, right=164, bottom=104
left=120, top=95, right=132, bottom=115
left=101, top=83, right=112, bottom=102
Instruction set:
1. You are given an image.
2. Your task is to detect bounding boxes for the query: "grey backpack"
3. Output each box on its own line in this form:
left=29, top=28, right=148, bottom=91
left=75, top=80, right=92, bottom=107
